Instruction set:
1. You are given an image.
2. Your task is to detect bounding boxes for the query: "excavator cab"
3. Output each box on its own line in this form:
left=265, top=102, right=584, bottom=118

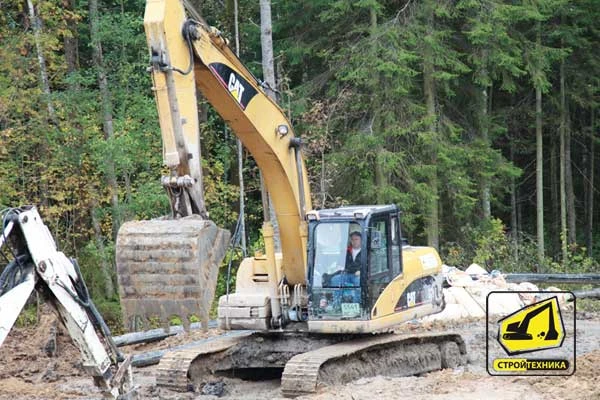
left=307, top=205, right=404, bottom=322
left=309, top=220, right=365, bottom=319
left=306, top=204, right=445, bottom=333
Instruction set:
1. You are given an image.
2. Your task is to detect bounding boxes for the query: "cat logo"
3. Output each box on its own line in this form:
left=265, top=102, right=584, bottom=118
left=497, top=296, right=565, bottom=355
left=228, top=73, right=245, bottom=104
left=209, top=62, right=258, bottom=110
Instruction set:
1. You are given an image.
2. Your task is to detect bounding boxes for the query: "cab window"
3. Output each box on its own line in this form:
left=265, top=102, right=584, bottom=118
left=390, top=216, right=401, bottom=276
left=368, top=218, right=388, bottom=276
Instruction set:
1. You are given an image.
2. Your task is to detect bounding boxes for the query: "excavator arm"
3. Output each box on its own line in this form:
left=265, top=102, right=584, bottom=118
left=117, top=0, right=311, bottom=331
left=0, top=206, right=134, bottom=399
left=144, top=0, right=312, bottom=285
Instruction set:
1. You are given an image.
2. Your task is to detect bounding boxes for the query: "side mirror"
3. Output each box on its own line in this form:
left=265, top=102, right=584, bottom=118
left=370, top=230, right=382, bottom=249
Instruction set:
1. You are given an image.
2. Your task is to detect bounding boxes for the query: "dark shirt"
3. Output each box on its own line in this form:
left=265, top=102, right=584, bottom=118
left=345, top=248, right=362, bottom=274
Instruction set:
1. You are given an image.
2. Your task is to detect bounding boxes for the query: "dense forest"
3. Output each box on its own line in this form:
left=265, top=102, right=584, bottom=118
left=0, top=0, right=598, bottom=311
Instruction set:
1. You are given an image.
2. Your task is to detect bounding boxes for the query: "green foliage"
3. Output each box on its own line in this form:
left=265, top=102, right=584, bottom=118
left=442, top=218, right=544, bottom=272
left=95, top=299, right=123, bottom=334
left=0, top=0, right=598, bottom=333
left=442, top=216, right=598, bottom=275
left=78, top=240, right=117, bottom=300
left=545, top=246, right=600, bottom=274
left=16, top=304, right=39, bottom=328
left=576, top=298, right=600, bottom=313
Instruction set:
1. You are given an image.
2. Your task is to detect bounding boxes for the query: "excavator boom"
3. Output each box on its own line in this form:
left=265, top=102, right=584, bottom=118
left=116, top=0, right=313, bottom=330
left=144, top=0, right=312, bottom=285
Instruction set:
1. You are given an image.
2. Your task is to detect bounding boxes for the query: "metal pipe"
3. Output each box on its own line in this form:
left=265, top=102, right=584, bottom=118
left=262, top=221, right=282, bottom=327
left=163, top=66, right=191, bottom=175
left=289, top=137, right=306, bottom=219
left=259, top=172, right=270, bottom=222
left=571, top=288, right=600, bottom=300
left=504, top=273, right=600, bottom=284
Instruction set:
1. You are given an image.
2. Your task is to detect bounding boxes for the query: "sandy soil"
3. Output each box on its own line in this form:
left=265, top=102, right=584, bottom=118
left=0, top=307, right=89, bottom=399
left=1, top=309, right=598, bottom=400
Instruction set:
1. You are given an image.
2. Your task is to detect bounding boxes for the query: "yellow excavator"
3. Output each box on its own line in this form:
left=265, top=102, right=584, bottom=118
left=116, top=0, right=466, bottom=396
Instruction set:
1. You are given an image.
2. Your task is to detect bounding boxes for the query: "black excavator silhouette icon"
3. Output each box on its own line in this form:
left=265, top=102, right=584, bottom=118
left=502, top=300, right=559, bottom=341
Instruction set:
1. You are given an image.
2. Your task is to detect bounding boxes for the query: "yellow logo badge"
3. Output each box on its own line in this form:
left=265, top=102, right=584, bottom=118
left=497, top=296, right=565, bottom=355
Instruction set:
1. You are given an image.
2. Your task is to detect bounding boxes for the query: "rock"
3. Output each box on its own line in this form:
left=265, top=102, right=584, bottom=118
left=446, top=287, right=485, bottom=317
left=518, top=282, right=540, bottom=304
left=518, top=282, right=539, bottom=292
left=43, top=323, right=58, bottom=357
left=201, top=381, right=225, bottom=397
left=465, top=264, right=488, bottom=276
left=487, top=292, right=523, bottom=316
left=446, top=269, right=475, bottom=287
left=490, top=275, right=508, bottom=289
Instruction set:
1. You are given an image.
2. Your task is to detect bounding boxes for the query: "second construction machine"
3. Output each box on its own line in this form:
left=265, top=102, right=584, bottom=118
left=116, top=0, right=467, bottom=396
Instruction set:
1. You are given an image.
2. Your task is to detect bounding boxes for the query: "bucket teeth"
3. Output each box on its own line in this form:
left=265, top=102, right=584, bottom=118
left=116, top=217, right=230, bottom=331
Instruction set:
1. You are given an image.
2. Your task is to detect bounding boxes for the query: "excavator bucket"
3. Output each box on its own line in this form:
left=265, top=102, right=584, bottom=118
left=116, top=217, right=230, bottom=331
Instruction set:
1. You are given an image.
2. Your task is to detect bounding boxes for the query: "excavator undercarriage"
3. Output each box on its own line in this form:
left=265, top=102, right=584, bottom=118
left=155, top=330, right=466, bottom=397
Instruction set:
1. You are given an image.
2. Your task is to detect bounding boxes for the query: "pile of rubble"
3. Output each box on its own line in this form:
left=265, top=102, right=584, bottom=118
left=425, top=264, right=572, bottom=321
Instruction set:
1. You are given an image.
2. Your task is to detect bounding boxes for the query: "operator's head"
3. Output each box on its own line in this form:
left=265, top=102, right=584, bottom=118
left=350, top=231, right=361, bottom=249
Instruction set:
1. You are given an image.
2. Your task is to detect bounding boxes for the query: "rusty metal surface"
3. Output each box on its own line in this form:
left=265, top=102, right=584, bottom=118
left=116, top=217, right=230, bottom=331
left=280, top=332, right=466, bottom=397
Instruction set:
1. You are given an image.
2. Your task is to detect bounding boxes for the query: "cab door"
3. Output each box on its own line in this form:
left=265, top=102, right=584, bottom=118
left=367, top=216, right=391, bottom=310
left=389, top=213, right=403, bottom=278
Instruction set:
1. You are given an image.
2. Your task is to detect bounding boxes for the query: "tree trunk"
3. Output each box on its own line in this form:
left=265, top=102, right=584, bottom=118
left=233, top=0, right=246, bottom=254
left=27, top=0, right=56, bottom=123
left=260, top=0, right=276, bottom=99
left=510, top=129, right=519, bottom=261
left=62, top=0, right=79, bottom=78
left=91, top=198, right=115, bottom=299
left=26, top=0, right=54, bottom=210
left=123, top=172, right=132, bottom=220
left=89, top=0, right=120, bottom=240
left=566, top=112, right=576, bottom=245
left=370, top=6, right=387, bottom=204
left=260, top=0, right=281, bottom=252
left=423, top=9, right=439, bottom=250
left=551, top=130, right=559, bottom=256
left=586, top=108, right=595, bottom=257
left=535, top=23, right=544, bottom=267
left=560, top=58, right=568, bottom=264
left=478, top=59, right=491, bottom=220
left=481, top=86, right=491, bottom=219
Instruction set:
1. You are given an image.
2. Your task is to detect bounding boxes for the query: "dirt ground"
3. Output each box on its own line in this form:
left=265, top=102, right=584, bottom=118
left=1, top=309, right=598, bottom=400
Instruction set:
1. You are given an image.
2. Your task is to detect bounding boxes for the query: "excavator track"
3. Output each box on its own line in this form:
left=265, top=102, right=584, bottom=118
left=156, top=331, right=254, bottom=391
left=116, top=217, right=230, bottom=330
left=154, top=330, right=465, bottom=397
left=281, top=332, right=466, bottom=398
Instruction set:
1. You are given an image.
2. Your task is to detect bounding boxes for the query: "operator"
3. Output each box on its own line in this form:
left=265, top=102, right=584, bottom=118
left=345, top=231, right=362, bottom=275
left=329, top=231, right=361, bottom=287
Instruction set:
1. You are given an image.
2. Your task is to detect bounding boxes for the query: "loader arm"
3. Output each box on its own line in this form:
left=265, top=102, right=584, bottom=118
left=145, top=0, right=312, bottom=286
left=0, top=207, right=134, bottom=399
